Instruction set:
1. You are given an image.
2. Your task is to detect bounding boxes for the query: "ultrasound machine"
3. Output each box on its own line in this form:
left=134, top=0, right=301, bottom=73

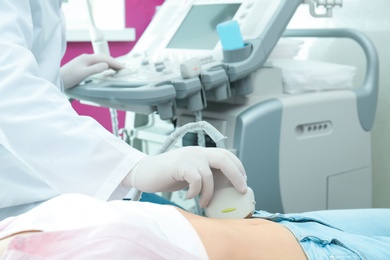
left=66, top=0, right=378, bottom=213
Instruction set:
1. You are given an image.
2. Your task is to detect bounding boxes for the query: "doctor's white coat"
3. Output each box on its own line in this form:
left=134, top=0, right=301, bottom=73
left=0, top=0, right=146, bottom=219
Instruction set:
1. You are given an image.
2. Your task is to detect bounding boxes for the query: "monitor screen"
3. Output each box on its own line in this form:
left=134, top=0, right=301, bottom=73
left=167, top=4, right=241, bottom=50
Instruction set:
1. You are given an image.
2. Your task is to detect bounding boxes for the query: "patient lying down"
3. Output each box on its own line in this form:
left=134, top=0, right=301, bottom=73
left=0, top=194, right=304, bottom=259
left=1, top=194, right=390, bottom=259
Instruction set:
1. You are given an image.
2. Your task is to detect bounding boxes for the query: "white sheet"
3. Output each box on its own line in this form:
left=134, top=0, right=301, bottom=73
left=271, top=59, right=356, bottom=94
left=0, top=194, right=208, bottom=259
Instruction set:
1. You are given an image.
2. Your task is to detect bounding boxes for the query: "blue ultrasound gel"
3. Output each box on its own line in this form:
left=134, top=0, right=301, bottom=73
left=216, top=20, right=245, bottom=51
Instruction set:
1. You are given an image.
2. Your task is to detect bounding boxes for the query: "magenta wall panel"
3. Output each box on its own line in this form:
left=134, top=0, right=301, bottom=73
left=63, top=0, right=164, bottom=132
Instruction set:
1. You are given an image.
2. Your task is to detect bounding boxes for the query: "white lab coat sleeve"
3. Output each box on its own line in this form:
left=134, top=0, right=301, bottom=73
left=0, top=1, right=147, bottom=205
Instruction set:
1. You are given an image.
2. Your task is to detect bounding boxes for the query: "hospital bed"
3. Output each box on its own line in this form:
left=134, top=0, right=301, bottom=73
left=66, top=0, right=378, bottom=213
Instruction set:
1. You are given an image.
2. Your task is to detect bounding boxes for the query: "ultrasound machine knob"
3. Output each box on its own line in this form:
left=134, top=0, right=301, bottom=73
left=180, top=58, right=202, bottom=79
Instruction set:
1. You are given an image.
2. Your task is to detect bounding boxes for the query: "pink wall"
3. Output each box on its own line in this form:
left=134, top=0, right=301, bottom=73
left=62, top=0, right=164, bottom=132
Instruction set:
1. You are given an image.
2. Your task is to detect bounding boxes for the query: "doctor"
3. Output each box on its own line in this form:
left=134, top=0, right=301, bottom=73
left=0, top=0, right=247, bottom=220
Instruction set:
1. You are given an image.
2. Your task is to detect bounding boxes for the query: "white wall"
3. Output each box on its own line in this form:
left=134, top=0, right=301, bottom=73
left=62, top=0, right=125, bottom=30
left=288, top=0, right=390, bottom=207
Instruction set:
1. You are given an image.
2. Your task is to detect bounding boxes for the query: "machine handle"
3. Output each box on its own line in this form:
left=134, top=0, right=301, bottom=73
left=66, top=81, right=176, bottom=104
left=283, top=28, right=379, bottom=131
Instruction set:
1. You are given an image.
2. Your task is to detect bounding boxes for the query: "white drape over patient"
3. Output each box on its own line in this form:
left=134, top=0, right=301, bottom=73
left=0, top=194, right=208, bottom=259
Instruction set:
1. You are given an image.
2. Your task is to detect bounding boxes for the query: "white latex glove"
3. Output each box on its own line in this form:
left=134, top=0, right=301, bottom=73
left=123, top=146, right=248, bottom=208
left=60, top=53, right=124, bottom=90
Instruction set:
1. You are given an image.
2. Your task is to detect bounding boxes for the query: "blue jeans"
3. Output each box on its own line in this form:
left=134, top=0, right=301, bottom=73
left=252, top=209, right=390, bottom=259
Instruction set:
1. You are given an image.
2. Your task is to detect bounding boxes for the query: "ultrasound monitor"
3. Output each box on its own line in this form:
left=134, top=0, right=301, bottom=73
left=128, top=0, right=283, bottom=66
left=166, top=4, right=241, bottom=50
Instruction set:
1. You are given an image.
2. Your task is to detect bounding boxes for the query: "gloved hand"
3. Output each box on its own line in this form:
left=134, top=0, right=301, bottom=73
left=123, top=146, right=248, bottom=208
left=60, top=53, right=124, bottom=90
